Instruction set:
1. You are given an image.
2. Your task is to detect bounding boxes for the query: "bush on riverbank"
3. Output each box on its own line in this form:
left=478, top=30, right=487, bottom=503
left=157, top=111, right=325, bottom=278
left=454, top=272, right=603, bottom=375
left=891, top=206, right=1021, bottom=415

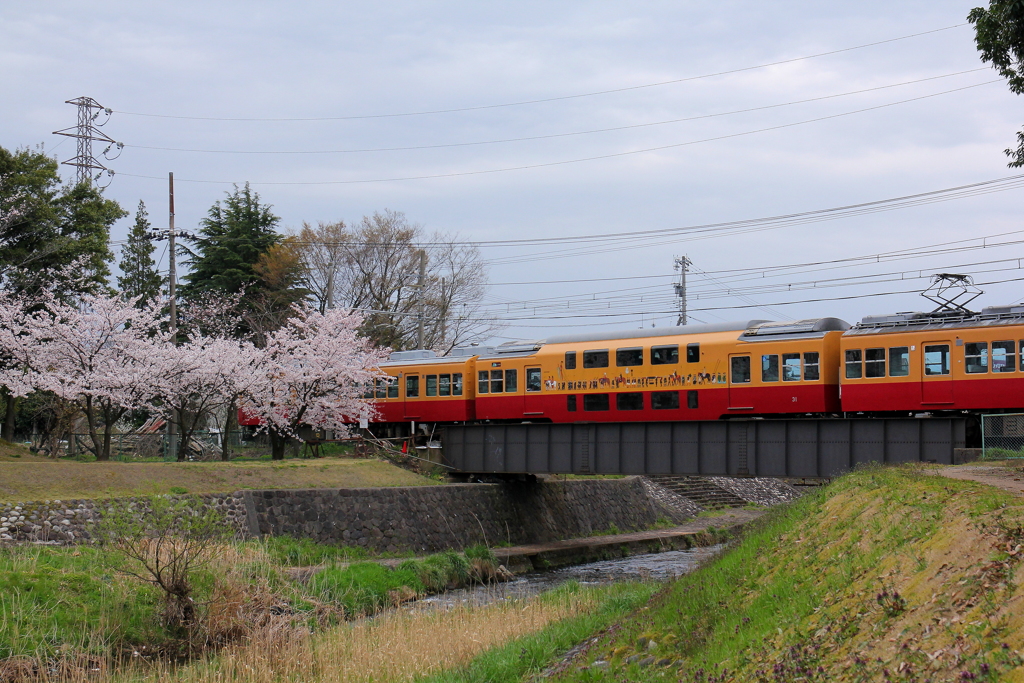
left=555, top=463, right=1024, bottom=681
left=0, top=537, right=500, bottom=664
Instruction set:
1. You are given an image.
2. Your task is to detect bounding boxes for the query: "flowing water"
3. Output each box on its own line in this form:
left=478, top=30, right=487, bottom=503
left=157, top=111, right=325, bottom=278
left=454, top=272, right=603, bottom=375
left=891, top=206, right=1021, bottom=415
left=412, top=544, right=724, bottom=610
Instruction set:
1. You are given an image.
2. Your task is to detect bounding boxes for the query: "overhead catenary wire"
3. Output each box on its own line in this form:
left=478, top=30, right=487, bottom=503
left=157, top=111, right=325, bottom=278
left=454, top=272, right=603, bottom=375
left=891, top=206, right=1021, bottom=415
left=125, top=68, right=987, bottom=155
left=109, top=23, right=967, bottom=122
left=118, top=79, right=999, bottom=187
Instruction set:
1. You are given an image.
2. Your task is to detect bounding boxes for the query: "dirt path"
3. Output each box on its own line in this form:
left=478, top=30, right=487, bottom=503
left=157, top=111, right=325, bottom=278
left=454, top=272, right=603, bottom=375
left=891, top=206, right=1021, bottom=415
left=933, top=462, right=1024, bottom=494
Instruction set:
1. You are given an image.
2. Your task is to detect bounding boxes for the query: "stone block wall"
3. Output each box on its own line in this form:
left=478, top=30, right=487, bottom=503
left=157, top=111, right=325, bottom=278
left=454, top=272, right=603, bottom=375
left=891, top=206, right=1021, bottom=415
left=0, top=493, right=248, bottom=544
left=243, top=477, right=664, bottom=553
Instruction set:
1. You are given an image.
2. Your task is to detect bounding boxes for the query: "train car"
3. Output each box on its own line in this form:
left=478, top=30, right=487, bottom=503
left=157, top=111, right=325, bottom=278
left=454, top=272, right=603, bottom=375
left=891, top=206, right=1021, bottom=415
left=371, top=349, right=478, bottom=430
left=840, top=305, right=1024, bottom=414
left=468, top=318, right=847, bottom=423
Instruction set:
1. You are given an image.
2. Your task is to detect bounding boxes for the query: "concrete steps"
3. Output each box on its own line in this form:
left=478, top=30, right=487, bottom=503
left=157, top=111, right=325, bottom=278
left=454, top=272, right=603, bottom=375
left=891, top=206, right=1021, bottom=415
left=646, top=476, right=748, bottom=510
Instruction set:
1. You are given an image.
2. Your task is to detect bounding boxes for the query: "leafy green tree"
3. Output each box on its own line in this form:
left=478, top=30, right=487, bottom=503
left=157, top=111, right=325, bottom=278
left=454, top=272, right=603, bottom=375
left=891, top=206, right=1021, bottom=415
left=0, top=145, right=125, bottom=440
left=181, top=183, right=280, bottom=299
left=117, top=200, right=163, bottom=306
left=970, top=1, right=1024, bottom=166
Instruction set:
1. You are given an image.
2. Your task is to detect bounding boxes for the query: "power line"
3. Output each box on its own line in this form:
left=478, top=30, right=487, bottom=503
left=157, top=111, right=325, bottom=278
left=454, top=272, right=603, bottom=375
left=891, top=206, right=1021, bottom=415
left=125, top=69, right=987, bottom=155
left=118, top=79, right=998, bottom=187
left=110, top=24, right=967, bottom=122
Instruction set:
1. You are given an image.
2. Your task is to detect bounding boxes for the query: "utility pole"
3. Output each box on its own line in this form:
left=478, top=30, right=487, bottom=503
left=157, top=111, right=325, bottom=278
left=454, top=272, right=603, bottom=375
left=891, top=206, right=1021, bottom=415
left=52, top=97, right=122, bottom=186
left=673, top=256, right=692, bottom=326
left=416, top=249, right=427, bottom=349
left=147, top=173, right=192, bottom=461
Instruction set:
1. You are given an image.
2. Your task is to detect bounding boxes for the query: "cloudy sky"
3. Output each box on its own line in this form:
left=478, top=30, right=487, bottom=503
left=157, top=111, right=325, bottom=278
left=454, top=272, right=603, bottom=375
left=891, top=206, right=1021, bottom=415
left=2, top=1, right=1022, bottom=344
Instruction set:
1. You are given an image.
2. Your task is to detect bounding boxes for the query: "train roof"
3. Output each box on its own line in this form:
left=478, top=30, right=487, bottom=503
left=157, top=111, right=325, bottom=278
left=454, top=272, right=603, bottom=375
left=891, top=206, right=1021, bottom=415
left=539, top=320, right=769, bottom=346
left=846, top=304, right=1024, bottom=336
left=739, top=317, right=850, bottom=341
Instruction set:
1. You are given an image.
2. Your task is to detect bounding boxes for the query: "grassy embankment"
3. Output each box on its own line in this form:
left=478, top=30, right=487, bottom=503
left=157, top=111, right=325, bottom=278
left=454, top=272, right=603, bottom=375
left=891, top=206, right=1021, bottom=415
left=526, top=463, right=1024, bottom=682
left=0, top=457, right=432, bottom=501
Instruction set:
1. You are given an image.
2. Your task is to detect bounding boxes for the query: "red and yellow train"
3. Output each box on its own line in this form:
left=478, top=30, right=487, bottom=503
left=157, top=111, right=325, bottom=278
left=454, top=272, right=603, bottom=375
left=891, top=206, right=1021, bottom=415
left=367, top=304, right=1024, bottom=435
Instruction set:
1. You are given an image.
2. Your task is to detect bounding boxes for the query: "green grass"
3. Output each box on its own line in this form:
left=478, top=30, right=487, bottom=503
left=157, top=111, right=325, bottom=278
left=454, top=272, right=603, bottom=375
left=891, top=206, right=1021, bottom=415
left=416, top=581, right=658, bottom=683
left=546, top=464, right=1024, bottom=681
left=0, top=545, right=165, bottom=658
left=309, top=562, right=425, bottom=614
left=260, top=536, right=372, bottom=565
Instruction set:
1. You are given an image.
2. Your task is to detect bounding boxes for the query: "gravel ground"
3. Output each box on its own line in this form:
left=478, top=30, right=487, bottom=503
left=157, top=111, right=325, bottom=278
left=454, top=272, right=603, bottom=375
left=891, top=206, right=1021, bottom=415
left=706, top=476, right=804, bottom=507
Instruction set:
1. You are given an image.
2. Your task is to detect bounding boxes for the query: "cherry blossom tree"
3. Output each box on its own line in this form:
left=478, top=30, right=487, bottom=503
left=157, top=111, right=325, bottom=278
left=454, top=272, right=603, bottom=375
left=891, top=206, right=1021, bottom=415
left=0, top=292, right=170, bottom=460
left=242, top=306, right=386, bottom=460
left=155, top=335, right=257, bottom=461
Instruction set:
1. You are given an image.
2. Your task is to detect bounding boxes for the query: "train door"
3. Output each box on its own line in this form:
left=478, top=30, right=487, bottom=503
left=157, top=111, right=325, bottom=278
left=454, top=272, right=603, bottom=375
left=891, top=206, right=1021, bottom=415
left=524, top=365, right=543, bottom=417
left=728, top=354, right=754, bottom=412
left=403, top=373, right=420, bottom=419
left=921, top=342, right=954, bottom=405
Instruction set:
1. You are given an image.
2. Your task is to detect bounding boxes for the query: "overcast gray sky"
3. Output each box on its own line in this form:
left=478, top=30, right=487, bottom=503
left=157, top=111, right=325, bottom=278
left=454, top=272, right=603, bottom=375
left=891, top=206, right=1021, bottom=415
left=3, top=1, right=1022, bottom=343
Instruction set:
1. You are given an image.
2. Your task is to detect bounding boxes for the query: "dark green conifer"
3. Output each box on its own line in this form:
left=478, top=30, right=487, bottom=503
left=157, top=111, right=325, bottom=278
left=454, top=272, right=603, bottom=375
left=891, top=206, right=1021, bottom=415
left=117, top=200, right=163, bottom=306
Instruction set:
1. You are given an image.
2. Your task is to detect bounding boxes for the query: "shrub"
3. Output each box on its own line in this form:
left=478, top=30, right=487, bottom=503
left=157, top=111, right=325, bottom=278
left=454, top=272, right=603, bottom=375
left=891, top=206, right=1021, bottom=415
left=92, top=495, right=231, bottom=633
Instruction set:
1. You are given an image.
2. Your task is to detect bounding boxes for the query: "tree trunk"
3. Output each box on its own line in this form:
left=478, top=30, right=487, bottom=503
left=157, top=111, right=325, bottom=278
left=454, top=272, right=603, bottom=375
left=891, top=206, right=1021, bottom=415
left=176, top=409, right=187, bottom=462
left=220, top=399, right=237, bottom=462
left=84, top=398, right=105, bottom=461
left=270, top=430, right=286, bottom=460
left=1, top=389, right=18, bottom=442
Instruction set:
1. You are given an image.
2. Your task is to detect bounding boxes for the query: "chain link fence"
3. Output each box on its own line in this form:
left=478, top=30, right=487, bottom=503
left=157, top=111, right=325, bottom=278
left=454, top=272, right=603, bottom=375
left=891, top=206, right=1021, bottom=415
left=38, top=431, right=269, bottom=462
left=981, top=413, right=1024, bottom=460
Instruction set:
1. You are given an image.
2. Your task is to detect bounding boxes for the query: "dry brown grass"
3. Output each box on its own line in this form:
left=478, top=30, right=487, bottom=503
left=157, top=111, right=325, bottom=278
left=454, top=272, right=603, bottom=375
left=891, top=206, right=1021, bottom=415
left=109, top=590, right=594, bottom=683
left=0, top=459, right=433, bottom=501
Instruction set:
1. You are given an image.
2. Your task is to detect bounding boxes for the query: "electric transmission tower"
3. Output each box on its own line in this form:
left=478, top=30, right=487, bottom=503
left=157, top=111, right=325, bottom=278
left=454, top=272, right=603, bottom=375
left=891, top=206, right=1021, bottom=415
left=52, top=97, right=123, bottom=186
left=673, top=256, right=692, bottom=326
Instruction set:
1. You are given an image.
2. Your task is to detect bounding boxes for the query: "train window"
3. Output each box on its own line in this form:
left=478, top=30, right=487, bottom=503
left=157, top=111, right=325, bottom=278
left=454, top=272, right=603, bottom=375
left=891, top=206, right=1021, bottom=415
left=452, top=373, right=463, bottom=396
left=361, top=383, right=375, bottom=399
left=616, top=392, right=644, bottom=410
left=845, top=350, right=863, bottom=379
left=924, top=345, right=950, bottom=375
left=804, top=352, right=820, bottom=381
left=387, top=378, right=399, bottom=398
left=526, top=368, right=542, bottom=392
left=567, top=395, right=577, bottom=412
left=687, top=343, right=700, bottom=363
left=687, top=390, right=699, bottom=409
left=731, top=356, right=751, bottom=384
left=761, top=354, right=779, bottom=382
left=583, top=393, right=610, bottom=411
left=993, top=341, right=1015, bottom=373
left=865, top=348, right=886, bottom=378
left=406, top=375, right=420, bottom=398
left=889, top=347, right=910, bottom=377
left=652, top=391, right=679, bottom=409
left=651, top=345, right=678, bottom=365
left=583, top=349, right=609, bottom=368
left=477, top=371, right=489, bottom=394
left=782, top=353, right=801, bottom=381
left=490, top=370, right=504, bottom=393
left=565, top=351, right=577, bottom=370
left=616, top=348, right=643, bottom=367
left=439, top=374, right=451, bottom=397
left=426, top=375, right=438, bottom=397
left=375, top=378, right=387, bottom=399
left=505, top=369, right=518, bottom=392
left=965, top=342, right=989, bottom=374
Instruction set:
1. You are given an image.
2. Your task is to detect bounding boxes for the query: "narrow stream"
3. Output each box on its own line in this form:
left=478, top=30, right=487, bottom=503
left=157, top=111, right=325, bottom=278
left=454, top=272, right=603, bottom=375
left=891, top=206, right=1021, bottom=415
left=412, top=544, right=724, bottom=610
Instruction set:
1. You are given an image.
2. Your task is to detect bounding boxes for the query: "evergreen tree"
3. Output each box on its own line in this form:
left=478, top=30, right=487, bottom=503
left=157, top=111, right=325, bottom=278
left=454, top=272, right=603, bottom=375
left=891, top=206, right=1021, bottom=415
left=117, top=201, right=162, bottom=305
left=0, top=145, right=124, bottom=296
left=181, top=183, right=280, bottom=298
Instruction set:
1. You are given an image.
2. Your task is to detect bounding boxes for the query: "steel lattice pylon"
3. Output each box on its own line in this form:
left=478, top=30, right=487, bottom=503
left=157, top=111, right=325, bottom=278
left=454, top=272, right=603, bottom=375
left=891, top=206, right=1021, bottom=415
left=52, top=97, right=122, bottom=187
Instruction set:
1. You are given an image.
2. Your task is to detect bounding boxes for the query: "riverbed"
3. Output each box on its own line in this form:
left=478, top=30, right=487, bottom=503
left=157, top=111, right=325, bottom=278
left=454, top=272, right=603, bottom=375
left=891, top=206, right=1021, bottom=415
left=413, top=544, right=724, bottom=610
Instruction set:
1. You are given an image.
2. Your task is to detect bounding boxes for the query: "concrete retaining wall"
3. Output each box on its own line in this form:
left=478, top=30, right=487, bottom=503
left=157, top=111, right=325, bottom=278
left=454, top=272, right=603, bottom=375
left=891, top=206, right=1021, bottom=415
left=1, top=478, right=674, bottom=552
